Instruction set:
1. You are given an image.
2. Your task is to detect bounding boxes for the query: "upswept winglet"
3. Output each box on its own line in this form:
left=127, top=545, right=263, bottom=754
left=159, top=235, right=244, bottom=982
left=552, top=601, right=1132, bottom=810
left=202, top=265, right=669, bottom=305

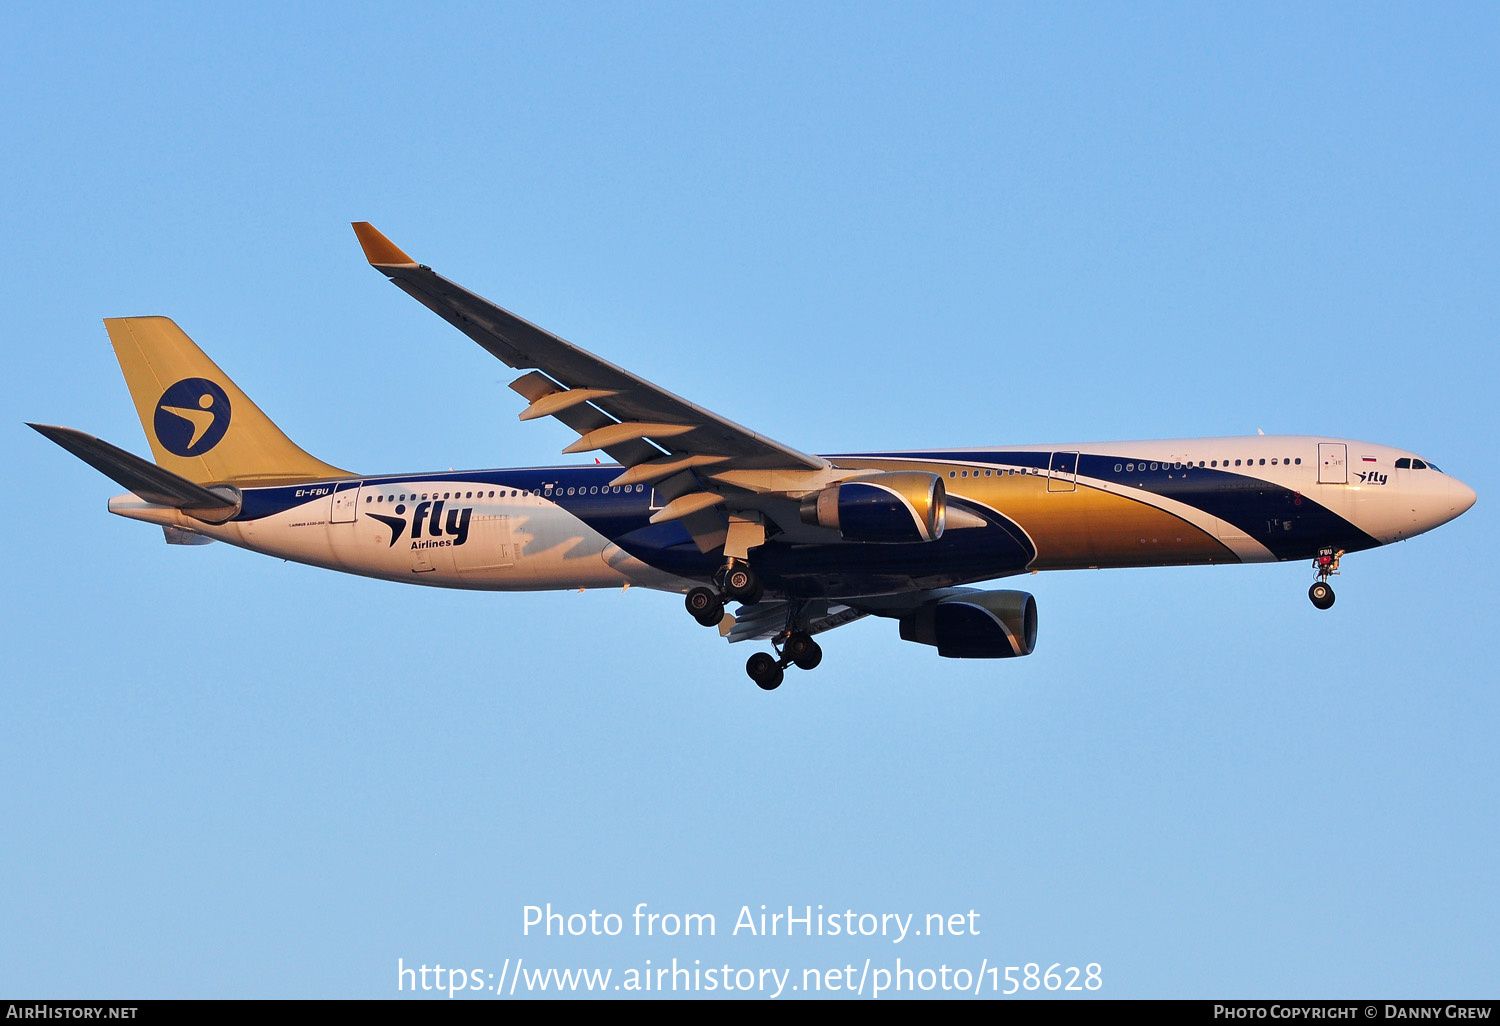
left=351, top=222, right=418, bottom=267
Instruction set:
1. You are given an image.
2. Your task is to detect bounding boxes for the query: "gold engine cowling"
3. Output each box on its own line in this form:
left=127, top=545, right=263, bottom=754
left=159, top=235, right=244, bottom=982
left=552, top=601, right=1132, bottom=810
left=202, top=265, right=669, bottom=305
left=798, top=471, right=946, bottom=543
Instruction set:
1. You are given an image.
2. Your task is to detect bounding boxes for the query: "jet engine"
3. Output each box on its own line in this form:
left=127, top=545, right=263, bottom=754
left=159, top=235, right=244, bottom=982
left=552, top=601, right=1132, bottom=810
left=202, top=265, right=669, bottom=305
left=898, top=590, right=1038, bottom=658
left=798, top=471, right=946, bottom=543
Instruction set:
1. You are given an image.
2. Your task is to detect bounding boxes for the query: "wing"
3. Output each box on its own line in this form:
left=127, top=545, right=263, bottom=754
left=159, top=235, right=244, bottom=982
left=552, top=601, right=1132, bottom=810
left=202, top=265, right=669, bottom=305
left=352, top=223, right=833, bottom=552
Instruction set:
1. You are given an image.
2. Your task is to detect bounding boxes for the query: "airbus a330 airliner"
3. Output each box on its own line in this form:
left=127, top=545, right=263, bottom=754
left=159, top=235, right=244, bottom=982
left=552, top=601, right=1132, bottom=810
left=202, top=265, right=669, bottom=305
left=32, top=223, right=1477, bottom=689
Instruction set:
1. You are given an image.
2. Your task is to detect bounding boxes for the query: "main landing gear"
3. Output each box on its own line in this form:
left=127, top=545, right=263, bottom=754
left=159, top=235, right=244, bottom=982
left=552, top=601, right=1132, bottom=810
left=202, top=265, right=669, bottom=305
left=683, top=559, right=764, bottom=627
left=1308, top=547, right=1343, bottom=610
left=683, top=563, right=823, bottom=690
left=745, top=630, right=823, bottom=691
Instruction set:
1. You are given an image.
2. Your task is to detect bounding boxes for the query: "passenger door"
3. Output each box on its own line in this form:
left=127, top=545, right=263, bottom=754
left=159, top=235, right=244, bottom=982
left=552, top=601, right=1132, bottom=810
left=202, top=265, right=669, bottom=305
left=1318, top=443, right=1347, bottom=485
left=331, top=480, right=361, bottom=523
left=1048, top=451, right=1079, bottom=492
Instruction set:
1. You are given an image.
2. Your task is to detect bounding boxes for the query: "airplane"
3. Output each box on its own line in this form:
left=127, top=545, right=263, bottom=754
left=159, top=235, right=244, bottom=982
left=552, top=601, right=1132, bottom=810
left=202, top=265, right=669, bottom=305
left=30, top=223, right=1477, bottom=690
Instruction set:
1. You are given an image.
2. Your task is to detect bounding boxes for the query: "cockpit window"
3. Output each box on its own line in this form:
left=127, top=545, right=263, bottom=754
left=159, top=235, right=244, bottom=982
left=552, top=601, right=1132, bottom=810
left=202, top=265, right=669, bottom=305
left=1427, top=462, right=1442, bottom=473
left=1395, top=458, right=1411, bottom=469
left=1411, top=459, right=1427, bottom=470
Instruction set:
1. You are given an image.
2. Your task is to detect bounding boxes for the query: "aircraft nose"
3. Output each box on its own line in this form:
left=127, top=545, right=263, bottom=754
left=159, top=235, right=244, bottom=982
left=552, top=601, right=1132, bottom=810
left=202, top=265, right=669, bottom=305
left=1448, top=476, right=1477, bottom=518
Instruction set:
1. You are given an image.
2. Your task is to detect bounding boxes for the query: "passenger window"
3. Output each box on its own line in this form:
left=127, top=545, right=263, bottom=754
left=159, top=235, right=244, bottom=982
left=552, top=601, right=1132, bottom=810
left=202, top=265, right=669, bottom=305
left=1115, top=464, right=1123, bottom=472
left=1395, top=458, right=1411, bottom=469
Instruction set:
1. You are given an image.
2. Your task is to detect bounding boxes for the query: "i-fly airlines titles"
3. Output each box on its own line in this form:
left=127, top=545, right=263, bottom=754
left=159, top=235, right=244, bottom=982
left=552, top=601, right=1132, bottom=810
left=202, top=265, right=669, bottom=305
left=32, top=224, right=1477, bottom=690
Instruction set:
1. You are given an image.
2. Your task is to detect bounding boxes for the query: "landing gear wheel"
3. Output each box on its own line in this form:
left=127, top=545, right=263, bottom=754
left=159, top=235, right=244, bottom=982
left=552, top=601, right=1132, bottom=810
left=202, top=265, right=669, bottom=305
left=746, top=652, right=784, bottom=690
left=721, top=563, right=763, bottom=605
left=784, top=632, right=822, bottom=671
left=1309, top=581, right=1335, bottom=610
left=685, top=587, right=724, bottom=626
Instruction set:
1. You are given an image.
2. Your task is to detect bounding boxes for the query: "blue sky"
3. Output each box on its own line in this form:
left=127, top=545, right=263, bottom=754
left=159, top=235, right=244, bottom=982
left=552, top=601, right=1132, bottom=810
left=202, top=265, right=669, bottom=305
left=2, top=2, right=1496, bottom=998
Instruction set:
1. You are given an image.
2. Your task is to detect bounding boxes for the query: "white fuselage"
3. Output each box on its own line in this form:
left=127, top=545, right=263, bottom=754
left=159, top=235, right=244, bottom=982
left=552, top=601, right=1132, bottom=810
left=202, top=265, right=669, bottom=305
left=105, top=435, right=1475, bottom=596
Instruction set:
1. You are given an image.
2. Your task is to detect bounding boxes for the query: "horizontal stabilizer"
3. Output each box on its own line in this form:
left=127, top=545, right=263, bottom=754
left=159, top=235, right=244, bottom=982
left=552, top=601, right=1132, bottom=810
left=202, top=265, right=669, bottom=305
left=29, top=423, right=242, bottom=523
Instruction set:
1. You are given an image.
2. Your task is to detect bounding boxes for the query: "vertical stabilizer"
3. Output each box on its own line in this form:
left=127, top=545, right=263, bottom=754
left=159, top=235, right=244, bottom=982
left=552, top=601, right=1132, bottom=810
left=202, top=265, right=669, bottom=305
left=104, top=316, right=352, bottom=485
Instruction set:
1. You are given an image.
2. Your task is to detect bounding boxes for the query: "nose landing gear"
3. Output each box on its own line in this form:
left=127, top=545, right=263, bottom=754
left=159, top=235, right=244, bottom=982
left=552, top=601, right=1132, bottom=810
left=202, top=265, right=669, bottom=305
left=1309, top=548, right=1343, bottom=610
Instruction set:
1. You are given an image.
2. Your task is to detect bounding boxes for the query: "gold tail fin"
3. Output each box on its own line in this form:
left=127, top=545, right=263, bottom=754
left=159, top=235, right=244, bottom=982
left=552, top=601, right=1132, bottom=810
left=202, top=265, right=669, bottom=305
left=104, top=316, right=353, bottom=486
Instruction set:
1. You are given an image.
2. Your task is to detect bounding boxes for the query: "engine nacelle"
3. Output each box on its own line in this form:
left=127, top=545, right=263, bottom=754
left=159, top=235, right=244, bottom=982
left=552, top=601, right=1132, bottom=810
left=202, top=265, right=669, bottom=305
left=798, top=472, right=946, bottom=543
left=898, top=590, right=1038, bottom=658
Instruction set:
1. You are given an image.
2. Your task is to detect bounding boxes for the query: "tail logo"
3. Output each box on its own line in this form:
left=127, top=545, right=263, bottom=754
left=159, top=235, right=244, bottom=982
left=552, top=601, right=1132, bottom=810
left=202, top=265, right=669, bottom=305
left=154, top=378, right=232, bottom=457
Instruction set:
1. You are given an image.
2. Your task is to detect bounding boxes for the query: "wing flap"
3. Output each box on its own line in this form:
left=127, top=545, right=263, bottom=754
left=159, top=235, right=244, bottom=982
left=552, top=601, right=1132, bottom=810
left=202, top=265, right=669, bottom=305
left=725, top=599, right=869, bottom=643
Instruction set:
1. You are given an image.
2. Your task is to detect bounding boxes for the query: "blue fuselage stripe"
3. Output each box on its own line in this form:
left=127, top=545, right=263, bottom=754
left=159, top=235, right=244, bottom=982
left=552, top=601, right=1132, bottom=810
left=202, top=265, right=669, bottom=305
left=229, top=451, right=1378, bottom=588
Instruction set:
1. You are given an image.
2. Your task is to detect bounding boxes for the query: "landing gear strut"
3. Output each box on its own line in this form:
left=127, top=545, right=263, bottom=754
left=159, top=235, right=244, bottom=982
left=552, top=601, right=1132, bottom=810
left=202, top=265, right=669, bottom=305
left=746, top=651, right=783, bottom=690
left=685, top=587, right=724, bottom=626
left=719, top=560, right=763, bottom=604
left=684, top=560, right=763, bottom=630
left=682, top=567, right=825, bottom=690
left=744, top=627, right=823, bottom=690
left=1309, top=547, right=1342, bottom=610
left=783, top=631, right=823, bottom=670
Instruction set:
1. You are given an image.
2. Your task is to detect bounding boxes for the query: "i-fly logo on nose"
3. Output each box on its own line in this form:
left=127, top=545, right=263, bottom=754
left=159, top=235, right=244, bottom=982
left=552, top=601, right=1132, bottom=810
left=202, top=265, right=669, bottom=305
left=154, top=378, right=232, bottom=457
left=367, top=499, right=474, bottom=549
